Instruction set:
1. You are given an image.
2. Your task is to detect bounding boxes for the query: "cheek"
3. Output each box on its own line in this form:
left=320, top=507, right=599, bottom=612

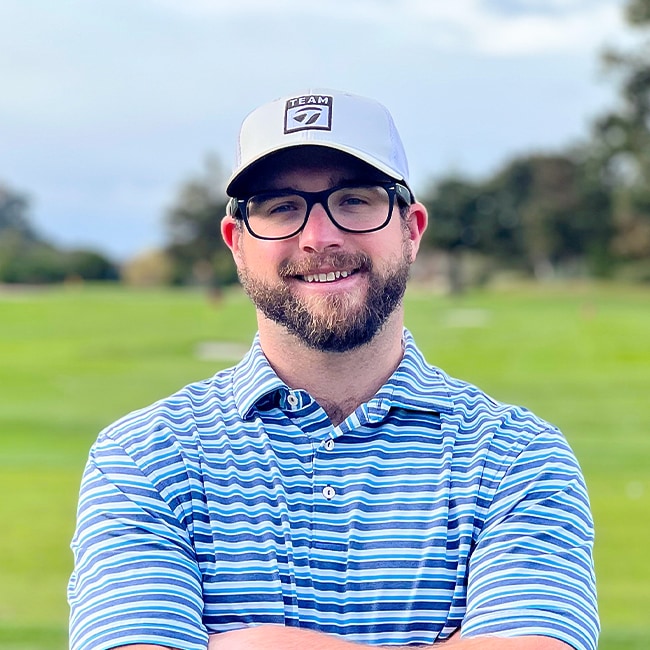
left=371, top=226, right=412, bottom=264
left=238, top=239, right=288, bottom=277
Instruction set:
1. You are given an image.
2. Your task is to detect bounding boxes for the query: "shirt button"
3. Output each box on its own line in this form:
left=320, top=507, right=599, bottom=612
left=322, top=485, right=336, bottom=500
left=287, top=394, right=299, bottom=407
left=324, top=439, right=335, bottom=451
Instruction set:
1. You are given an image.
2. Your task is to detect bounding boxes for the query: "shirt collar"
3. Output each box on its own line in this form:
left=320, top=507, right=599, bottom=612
left=231, top=329, right=454, bottom=420
left=231, top=334, right=288, bottom=419
left=378, top=329, right=453, bottom=415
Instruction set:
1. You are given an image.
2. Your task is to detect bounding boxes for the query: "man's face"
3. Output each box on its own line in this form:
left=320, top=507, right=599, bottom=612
left=223, top=152, right=425, bottom=353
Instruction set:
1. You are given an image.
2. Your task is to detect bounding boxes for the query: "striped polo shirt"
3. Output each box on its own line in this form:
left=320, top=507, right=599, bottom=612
left=68, top=329, right=598, bottom=650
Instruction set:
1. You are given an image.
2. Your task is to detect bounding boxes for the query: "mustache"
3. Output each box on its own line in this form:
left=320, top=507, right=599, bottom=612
left=279, top=252, right=373, bottom=277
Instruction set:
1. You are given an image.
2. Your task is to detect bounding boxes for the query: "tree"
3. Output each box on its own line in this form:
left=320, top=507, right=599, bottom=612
left=486, top=153, right=613, bottom=278
left=592, top=0, right=650, bottom=263
left=627, top=0, right=650, bottom=25
left=0, top=184, right=36, bottom=240
left=422, top=176, right=483, bottom=253
left=122, top=249, right=174, bottom=287
left=420, top=152, right=614, bottom=285
left=66, top=250, right=120, bottom=281
left=421, top=176, right=489, bottom=292
left=165, top=157, right=238, bottom=287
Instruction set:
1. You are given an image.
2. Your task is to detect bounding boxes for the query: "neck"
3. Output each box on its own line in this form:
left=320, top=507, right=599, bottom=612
left=257, top=309, right=405, bottom=425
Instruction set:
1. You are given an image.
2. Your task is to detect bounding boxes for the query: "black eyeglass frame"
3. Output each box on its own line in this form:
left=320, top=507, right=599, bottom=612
left=228, top=181, right=414, bottom=241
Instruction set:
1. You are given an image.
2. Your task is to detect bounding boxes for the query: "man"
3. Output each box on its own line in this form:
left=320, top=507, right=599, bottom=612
left=69, top=90, right=598, bottom=650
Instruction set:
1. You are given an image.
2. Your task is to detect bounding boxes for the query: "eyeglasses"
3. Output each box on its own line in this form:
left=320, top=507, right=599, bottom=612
left=229, top=181, right=413, bottom=241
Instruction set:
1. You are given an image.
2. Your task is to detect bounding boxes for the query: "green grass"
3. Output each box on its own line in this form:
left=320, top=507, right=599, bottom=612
left=1, top=281, right=648, bottom=649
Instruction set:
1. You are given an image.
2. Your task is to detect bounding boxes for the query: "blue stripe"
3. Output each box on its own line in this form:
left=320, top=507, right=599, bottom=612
left=69, top=329, right=598, bottom=650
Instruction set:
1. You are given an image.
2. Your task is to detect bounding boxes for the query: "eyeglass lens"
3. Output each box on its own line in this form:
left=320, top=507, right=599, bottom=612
left=245, top=185, right=393, bottom=239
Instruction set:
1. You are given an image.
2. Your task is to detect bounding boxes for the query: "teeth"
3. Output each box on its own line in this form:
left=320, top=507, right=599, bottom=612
left=304, top=270, right=350, bottom=283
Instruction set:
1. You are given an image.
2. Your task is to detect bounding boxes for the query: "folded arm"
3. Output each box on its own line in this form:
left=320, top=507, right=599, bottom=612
left=205, top=626, right=572, bottom=649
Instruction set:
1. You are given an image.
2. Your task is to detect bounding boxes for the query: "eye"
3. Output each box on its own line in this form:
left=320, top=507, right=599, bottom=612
left=267, top=200, right=301, bottom=215
left=249, top=194, right=303, bottom=218
left=341, top=194, right=369, bottom=206
left=332, top=186, right=384, bottom=211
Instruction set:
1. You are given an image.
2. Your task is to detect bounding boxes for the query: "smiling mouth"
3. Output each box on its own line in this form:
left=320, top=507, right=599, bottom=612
left=301, top=270, right=353, bottom=283
left=281, top=252, right=371, bottom=284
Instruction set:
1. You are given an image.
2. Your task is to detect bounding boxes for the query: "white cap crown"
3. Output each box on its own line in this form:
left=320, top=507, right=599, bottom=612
left=226, top=89, right=410, bottom=196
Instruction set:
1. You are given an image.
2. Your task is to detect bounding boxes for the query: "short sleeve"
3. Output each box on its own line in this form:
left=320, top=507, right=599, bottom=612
left=68, top=435, right=208, bottom=650
left=462, top=428, right=599, bottom=650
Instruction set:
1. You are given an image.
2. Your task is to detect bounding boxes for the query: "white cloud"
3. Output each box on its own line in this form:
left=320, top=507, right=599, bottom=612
left=400, top=0, right=626, bottom=56
left=145, top=0, right=627, bottom=56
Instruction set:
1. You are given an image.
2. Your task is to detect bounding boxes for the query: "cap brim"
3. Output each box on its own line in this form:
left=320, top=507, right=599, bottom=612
left=226, top=142, right=408, bottom=197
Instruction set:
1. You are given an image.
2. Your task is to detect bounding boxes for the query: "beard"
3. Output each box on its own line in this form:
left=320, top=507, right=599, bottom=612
left=238, top=243, right=411, bottom=353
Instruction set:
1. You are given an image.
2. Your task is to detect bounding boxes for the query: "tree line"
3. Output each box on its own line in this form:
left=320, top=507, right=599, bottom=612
left=0, top=185, right=119, bottom=284
left=2, top=0, right=649, bottom=287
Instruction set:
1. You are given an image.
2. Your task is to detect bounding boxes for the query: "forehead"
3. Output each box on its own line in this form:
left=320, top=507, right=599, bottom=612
left=237, top=147, right=390, bottom=195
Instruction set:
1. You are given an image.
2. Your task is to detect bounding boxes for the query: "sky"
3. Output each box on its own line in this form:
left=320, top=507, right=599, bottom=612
left=0, top=0, right=635, bottom=261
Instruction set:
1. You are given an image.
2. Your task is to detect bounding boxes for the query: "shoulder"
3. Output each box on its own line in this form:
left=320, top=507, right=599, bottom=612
left=97, top=365, right=239, bottom=459
left=403, top=338, right=552, bottom=428
left=438, top=365, right=567, bottom=452
left=439, top=366, right=550, bottom=427
left=401, top=332, right=565, bottom=444
left=401, top=331, right=551, bottom=429
left=400, top=344, right=571, bottom=473
left=427, top=368, right=591, bottom=516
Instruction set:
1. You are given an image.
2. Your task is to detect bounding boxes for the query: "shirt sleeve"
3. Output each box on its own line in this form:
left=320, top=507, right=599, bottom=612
left=462, top=427, right=599, bottom=650
left=68, top=433, right=208, bottom=650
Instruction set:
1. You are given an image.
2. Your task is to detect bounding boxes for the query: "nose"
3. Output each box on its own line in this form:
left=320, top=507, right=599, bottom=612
left=297, top=201, right=345, bottom=253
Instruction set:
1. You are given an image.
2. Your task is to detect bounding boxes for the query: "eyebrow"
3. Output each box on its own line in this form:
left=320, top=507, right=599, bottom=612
left=255, top=176, right=382, bottom=195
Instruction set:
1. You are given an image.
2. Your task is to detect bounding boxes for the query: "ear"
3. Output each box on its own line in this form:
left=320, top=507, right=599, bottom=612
left=221, top=215, right=244, bottom=264
left=405, top=202, right=428, bottom=263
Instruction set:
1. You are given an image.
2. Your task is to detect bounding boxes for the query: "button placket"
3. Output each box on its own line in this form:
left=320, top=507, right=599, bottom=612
left=316, top=437, right=338, bottom=503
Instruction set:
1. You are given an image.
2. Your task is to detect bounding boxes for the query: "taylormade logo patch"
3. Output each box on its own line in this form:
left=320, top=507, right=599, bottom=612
left=284, top=95, right=333, bottom=134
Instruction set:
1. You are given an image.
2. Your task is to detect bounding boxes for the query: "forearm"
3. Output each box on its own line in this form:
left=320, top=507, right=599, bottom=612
left=208, top=627, right=359, bottom=650
left=113, top=645, right=177, bottom=649
left=439, top=636, right=570, bottom=648
left=208, top=626, right=571, bottom=649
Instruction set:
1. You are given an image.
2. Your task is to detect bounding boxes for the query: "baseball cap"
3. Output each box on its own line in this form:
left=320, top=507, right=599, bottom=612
left=226, top=89, right=411, bottom=197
